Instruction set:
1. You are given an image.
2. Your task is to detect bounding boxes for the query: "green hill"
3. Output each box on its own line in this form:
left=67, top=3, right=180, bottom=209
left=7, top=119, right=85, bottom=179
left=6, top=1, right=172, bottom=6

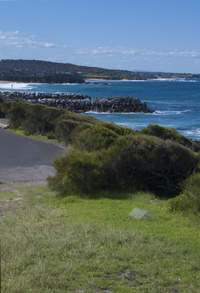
left=0, top=59, right=200, bottom=80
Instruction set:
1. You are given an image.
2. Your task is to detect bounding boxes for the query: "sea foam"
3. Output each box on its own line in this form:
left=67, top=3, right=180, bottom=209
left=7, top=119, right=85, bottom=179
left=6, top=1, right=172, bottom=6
left=150, top=78, right=198, bottom=82
left=152, top=110, right=191, bottom=116
left=0, top=82, right=32, bottom=90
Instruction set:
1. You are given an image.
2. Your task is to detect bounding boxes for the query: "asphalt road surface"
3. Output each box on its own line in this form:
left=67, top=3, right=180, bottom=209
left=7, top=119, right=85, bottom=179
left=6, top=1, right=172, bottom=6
left=0, top=128, right=66, bottom=182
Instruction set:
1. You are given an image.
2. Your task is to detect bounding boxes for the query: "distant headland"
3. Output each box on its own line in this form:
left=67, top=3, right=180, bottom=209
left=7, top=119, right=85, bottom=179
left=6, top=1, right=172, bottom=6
left=0, top=59, right=199, bottom=84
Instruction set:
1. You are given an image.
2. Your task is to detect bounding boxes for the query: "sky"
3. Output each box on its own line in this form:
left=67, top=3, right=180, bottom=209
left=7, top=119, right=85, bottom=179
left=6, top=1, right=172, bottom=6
left=0, top=0, right=200, bottom=74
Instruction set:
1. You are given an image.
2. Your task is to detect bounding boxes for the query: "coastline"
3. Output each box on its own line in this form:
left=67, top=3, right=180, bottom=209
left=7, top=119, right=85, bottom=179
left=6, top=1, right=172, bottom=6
left=0, top=77, right=196, bottom=85
left=0, top=80, right=200, bottom=141
left=0, top=80, right=15, bottom=84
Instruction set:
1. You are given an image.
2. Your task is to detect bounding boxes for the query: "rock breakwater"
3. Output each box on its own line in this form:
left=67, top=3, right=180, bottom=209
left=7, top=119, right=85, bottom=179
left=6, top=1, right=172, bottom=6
left=0, top=91, right=154, bottom=113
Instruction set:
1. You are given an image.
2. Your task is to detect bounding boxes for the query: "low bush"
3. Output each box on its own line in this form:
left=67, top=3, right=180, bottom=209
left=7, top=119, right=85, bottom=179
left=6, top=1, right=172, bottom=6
left=169, top=172, right=200, bottom=214
left=141, top=124, right=200, bottom=152
left=73, top=122, right=136, bottom=151
left=104, top=134, right=200, bottom=195
left=54, top=113, right=100, bottom=145
left=1, top=99, right=100, bottom=141
left=0, top=97, right=5, bottom=118
left=1, top=99, right=27, bottom=129
left=48, top=149, right=106, bottom=194
left=1, top=99, right=65, bottom=133
left=22, top=104, right=66, bottom=135
left=48, top=134, right=200, bottom=196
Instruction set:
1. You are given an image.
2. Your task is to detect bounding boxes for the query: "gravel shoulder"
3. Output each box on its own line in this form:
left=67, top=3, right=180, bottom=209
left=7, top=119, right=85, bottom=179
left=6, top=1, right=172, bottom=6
left=0, top=126, right=68, bottom=216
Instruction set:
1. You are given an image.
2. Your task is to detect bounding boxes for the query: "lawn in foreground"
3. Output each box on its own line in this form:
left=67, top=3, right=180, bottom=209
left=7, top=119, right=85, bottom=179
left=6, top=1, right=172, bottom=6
left=1, top=186, right=200, bottom=292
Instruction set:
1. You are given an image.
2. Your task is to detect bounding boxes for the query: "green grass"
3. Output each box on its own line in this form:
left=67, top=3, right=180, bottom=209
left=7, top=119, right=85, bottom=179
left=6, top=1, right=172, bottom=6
left=1, top=186, right=200, bottom=292
left=7, top=128, right=59, bottom=142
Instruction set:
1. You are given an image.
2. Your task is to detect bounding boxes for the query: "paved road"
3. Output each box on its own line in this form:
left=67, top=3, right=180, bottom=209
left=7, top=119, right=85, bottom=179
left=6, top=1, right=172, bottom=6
left=0, top=128, right=66, bottom=182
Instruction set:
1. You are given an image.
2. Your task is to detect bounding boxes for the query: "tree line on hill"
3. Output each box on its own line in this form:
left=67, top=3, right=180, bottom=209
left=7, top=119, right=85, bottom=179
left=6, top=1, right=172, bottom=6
left=0, top=73, right=84, bottom=84
left=1, top=59, right=199, bottom=81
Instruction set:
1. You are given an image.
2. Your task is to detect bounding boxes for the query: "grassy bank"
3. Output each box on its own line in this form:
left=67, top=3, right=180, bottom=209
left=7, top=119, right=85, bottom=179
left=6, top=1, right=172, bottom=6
left=7, top=128, right=59, bottom=143
left=1, top=101, right=200, bottom=292
left=1, top=185, right=200, bottom=292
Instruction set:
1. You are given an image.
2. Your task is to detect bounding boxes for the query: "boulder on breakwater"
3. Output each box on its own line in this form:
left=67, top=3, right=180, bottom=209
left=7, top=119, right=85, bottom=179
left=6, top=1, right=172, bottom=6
left=0, top=91, right=154, bottom=113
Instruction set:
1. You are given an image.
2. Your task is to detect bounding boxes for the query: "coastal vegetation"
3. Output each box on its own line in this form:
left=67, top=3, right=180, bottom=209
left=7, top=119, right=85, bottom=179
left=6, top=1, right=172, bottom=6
left=1, top=99, right=99, bottom=137
left=1, top=59, right=200, bottom=81
left=2, top=99, right=200, bottom=199
left=0, top=96, right=5, bottom=117
left=141, top=124, right=200, bottom=152
left=0, top=72, right=84, bottom=84
left=48, top=132, right=199, bottom=197
left=169, top=172, right=200, bottom=214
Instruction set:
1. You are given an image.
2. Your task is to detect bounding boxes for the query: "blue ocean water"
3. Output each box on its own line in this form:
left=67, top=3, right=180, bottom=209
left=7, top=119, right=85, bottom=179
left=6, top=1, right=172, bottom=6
left=1, top=78, right=200, bottom=140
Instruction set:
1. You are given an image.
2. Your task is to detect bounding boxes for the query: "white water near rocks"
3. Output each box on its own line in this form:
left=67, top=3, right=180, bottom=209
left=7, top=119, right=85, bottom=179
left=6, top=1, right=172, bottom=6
left=1, top=79, right=200, bottom=140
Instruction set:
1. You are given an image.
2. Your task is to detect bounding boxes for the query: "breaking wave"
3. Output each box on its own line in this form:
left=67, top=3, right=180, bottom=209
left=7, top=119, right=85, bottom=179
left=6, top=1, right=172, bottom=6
left=0, top=82, right=32, bottom=90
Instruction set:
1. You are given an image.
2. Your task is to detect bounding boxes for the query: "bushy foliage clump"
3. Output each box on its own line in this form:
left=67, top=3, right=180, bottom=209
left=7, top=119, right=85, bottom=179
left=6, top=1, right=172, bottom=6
left=169, top=172, right=200, bottom=214
left=48, top=134, right=200, bottom=196
left=23, top=104, right=66, bottom=135
left=1, top=99, right=65, bottom=133
left=54, top=113, right=100, bottom=145
left=1, top=99, right=27, bottom=129
left=0, top=97, right=5, bottom=118
left=73, top=122, right=136, bottom=151
left=106, top=135, right=199, bottom=194
left=48, top=149, right=106, bottom=194
left=141, top=124, right=200, bottom=152
left=1, top=99, right=100, bottom=140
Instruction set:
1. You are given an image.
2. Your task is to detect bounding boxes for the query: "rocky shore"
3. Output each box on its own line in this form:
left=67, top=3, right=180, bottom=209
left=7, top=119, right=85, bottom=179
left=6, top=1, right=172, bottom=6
left=0, top=91, right=154, bottom=113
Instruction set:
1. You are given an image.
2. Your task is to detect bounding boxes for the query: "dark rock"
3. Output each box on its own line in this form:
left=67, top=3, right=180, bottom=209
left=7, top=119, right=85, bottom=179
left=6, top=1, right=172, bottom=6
left=0, top=91, right=155, bottom=114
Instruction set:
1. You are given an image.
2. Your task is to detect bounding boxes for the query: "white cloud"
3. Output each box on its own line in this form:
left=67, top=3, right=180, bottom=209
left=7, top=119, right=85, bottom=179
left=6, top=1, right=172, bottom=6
left=44, top=43, right=55, bottom=48
left=75, top=46, right=141, bottom=56
left=142, top=50, right=200, bottom=58
left=75, top=46, right=200, bottom=60
left=0, top=31, right=67, bottom=49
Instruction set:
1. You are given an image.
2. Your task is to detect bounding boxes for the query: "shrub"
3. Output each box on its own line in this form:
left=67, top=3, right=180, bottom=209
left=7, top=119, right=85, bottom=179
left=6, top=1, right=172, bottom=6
left=1, top=99, right=65, bottom=133
left=98, top=121, right=136, bottom=136
left=47, top=149, right=106, bottom=194
left=105, top=134, right=199, bottom=194
left=169, top=172, right=200, bottom=214
left=54, top=113, right=100, bottom=145
left=21, top=104, right=65, bottom=135
left=48, top=134, right=200, bottom=197
left=73, top=122, right=136, bottom=151
left=141, top=124, right=200, bottom=152
left=0, top=97, right=5, bottom=118
left=1, top=99, right=27, bottom=129
left=1, top=99, right=100, bottom=141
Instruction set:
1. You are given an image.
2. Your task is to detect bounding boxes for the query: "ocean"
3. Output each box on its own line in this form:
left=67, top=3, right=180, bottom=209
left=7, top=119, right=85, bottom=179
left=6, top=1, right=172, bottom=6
left=1, top=78, right=200, bottom=140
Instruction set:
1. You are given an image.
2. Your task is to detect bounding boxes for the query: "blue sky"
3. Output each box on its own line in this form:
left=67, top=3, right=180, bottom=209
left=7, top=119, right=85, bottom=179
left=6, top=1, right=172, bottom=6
left=1, top=0, right=200, bottom=73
